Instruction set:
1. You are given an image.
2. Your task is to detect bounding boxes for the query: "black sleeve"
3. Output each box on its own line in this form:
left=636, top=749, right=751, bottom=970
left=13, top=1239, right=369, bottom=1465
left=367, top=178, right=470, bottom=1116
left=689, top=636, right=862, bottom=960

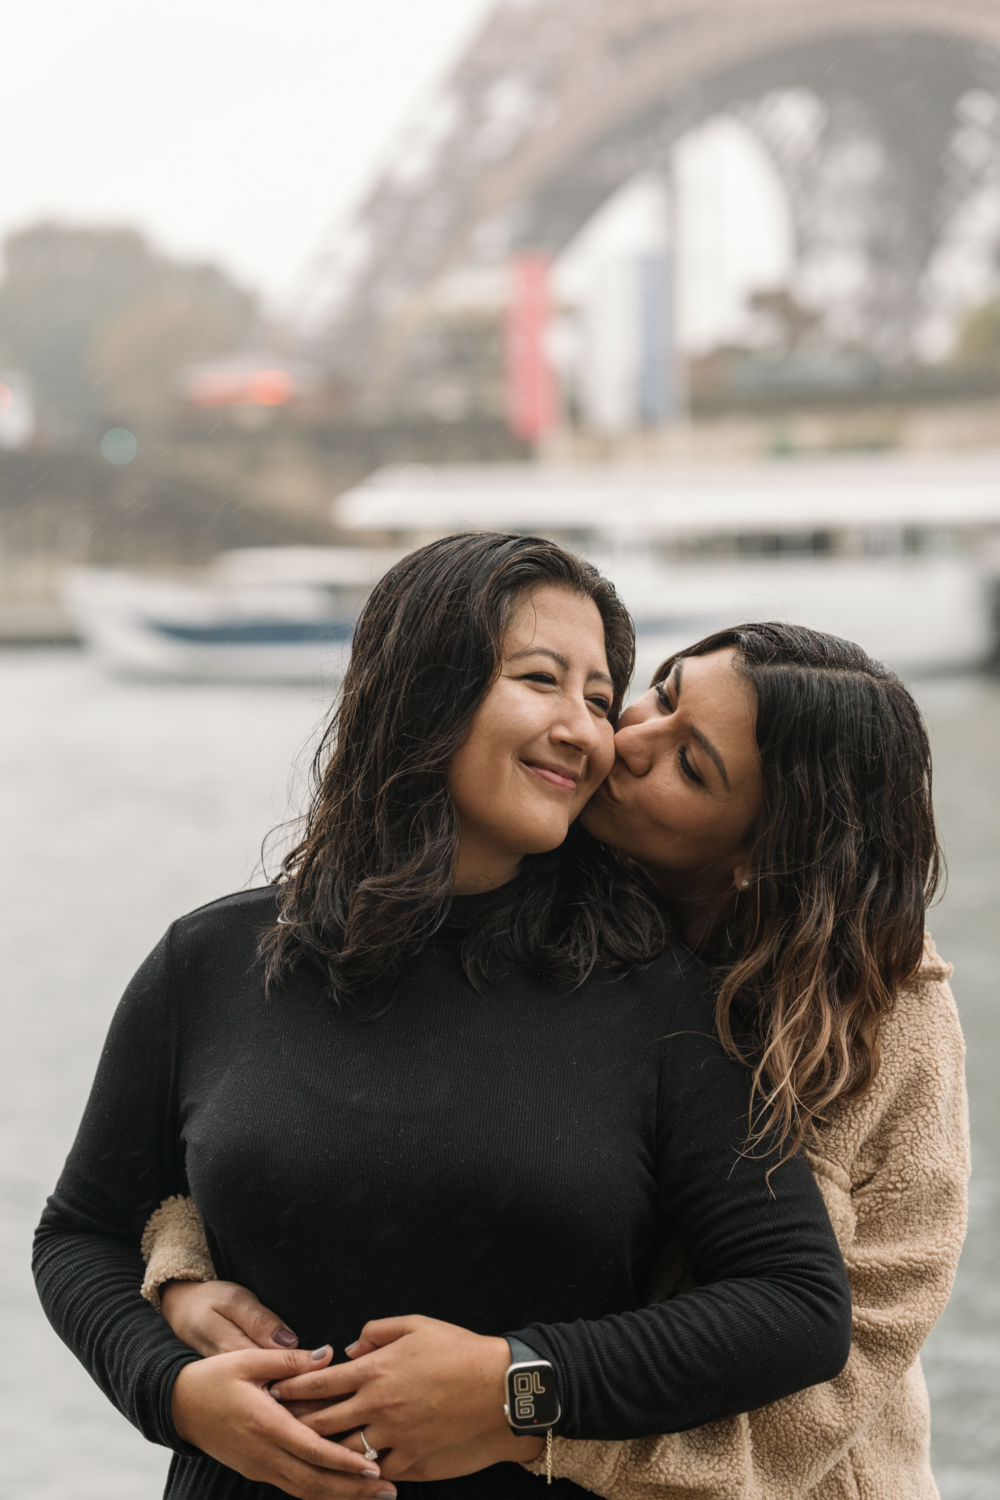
left=32, top=930, right=202, bottom=1453
left=508, top=984, right=852, bottom=1441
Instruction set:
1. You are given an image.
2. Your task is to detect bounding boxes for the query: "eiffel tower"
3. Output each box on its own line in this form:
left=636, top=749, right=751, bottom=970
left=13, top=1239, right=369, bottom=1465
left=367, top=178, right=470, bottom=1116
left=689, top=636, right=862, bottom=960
left=310, top=0, right=1000, bottom=417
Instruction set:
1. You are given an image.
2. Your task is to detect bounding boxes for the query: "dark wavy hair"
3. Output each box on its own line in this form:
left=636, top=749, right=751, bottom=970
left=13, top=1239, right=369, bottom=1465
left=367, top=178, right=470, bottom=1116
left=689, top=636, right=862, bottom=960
left=653, top=622, right=942, bottom=1154
left=264, top=532, right=667, bottom=998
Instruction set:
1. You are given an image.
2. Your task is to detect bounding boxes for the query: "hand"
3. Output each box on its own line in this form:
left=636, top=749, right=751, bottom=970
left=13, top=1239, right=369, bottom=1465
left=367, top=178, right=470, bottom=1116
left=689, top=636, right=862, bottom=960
left=345, top=1427, right=545, bottom=1482
left=171, top=1345, right=396, bottom=1500
left=162, top=1279, right=299, bottom=1356
left=269, top=1314, right=511, bottom=1479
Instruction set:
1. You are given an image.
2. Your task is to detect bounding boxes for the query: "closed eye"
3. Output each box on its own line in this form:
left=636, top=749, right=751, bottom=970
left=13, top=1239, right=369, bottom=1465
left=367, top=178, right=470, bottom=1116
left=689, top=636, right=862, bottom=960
left=679, top=745, right=704, bottom=786
left=521, top=672, right=557, bottom=685
left=587, top=693, right=612, bottom=715
left=655, top=682, right=675, bottom=714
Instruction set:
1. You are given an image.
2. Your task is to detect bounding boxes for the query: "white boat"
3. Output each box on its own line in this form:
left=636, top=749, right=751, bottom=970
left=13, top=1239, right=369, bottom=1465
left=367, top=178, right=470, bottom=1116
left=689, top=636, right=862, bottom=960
left=63, top=547, right=404, bottom=682
left=65, top=453, right=1000, bottom=684
left=334, top=453, right=1000, bottom=678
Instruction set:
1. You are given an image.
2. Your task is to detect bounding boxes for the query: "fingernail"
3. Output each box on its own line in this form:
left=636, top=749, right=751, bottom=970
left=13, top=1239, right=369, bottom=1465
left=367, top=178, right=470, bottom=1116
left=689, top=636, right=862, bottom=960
left=362, top=1468, right=380, bottom=1478
left=376, top=1491, right=396, bottom=1499
left=310, top=1344, right=331, bottom=1361
left=272, top=1328, right=298, bottom=1347
left=269, top=1385, right=282, bottom=1401
left=345, top=1341, right=359, bottom=1354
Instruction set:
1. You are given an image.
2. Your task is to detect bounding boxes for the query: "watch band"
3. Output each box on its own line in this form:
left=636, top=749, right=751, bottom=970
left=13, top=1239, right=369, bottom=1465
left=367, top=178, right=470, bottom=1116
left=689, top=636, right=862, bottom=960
left=505, top=1335, right=543, bottom=1365
left=503, top=1334, right=561, bottom=1483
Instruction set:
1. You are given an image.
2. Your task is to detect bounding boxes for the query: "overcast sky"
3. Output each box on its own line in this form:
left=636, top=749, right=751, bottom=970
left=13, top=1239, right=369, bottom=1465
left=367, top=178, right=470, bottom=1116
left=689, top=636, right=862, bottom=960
left=2, top=0, right=494, bottom=302
left=2, top=0, right=806, bottom=350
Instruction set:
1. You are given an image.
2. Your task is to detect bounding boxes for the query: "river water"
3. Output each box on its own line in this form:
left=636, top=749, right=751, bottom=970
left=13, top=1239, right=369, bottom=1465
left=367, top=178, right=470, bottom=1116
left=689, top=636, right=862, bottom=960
left=0, top=651, right=996, bottom=1500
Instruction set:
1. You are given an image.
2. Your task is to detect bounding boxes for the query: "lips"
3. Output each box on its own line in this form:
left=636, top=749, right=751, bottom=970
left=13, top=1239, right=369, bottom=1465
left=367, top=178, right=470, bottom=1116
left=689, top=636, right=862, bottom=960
left=522, top=760, right=579, bottom=792
left=597, top=764, right=627, bottom=803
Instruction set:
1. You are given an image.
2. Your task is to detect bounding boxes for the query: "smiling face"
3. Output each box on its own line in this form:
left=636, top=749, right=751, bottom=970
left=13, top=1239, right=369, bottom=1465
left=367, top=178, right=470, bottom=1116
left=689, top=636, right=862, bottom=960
left=581, top=647, right=762, bottom=905
left=447, top=584, right=617, bottom=893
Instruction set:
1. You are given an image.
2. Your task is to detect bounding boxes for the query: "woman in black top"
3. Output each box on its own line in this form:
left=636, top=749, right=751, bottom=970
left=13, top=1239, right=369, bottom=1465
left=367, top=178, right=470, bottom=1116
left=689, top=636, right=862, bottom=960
left=33, top=535, right=850, bottom=1500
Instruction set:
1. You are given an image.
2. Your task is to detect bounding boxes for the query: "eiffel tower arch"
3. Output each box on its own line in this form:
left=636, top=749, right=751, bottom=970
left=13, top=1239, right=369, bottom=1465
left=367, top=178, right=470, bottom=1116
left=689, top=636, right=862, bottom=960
left=311, top=0, right=1000, bottom=414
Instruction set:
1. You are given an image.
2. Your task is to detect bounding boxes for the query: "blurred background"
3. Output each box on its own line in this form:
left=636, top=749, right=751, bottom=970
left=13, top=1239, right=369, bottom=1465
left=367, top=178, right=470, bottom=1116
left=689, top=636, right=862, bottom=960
left=1, top=1, right=998, bottom=1496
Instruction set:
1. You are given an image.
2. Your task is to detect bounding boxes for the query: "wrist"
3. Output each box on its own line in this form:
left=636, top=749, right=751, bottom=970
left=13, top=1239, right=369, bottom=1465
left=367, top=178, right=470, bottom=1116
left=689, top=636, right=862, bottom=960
left=482, top=1335, right=514, bottom=1434
left=518, top=1434, right=545, bottom=1463
left=170, top=1359, right=201, bottom=1445
left=502, top=1336, right=561, bottom=1437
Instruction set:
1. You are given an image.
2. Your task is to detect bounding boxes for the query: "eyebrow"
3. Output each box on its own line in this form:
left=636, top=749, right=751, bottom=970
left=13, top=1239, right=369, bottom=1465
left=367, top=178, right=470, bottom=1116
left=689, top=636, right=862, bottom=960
left=671, top=661, right=731, bottom=789
left=508, top=645, right=614, bottom=686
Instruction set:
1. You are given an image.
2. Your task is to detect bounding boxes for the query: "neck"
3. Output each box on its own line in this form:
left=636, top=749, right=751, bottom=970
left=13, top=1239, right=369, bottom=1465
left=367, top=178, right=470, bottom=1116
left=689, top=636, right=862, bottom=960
left=644, top=863, right=735, bottom=949
left=452, top=840, right=522, bottom=895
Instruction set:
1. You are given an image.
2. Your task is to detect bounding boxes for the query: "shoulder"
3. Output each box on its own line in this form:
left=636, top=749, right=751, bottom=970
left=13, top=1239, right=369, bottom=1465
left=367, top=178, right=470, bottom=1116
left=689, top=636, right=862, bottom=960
left=916, top=929, right=953, bottom=982
left=816, top=930, right=968, bottom=1172
left=166, top=885, right=280, bottom=969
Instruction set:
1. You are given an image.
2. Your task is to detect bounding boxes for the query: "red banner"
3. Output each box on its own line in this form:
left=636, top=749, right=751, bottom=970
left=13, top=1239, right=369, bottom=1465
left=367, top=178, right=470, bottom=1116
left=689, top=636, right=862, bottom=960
left=505, top=254, right=557, bottom=442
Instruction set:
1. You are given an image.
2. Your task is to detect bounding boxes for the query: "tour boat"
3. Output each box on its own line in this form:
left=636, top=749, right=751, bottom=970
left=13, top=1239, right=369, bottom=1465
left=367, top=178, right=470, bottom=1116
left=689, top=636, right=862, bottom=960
left=63, top=547, right=403, bottom=682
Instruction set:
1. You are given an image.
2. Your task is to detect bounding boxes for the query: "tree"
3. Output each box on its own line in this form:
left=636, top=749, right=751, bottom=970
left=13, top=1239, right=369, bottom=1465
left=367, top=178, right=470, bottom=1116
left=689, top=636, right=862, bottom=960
left=0, top=223, right=257, bottom=434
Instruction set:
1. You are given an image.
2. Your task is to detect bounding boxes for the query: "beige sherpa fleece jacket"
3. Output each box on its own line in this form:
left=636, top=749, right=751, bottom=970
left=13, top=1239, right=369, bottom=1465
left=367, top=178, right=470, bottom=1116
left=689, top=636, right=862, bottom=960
left=141, top=935, right=969, bottom=1500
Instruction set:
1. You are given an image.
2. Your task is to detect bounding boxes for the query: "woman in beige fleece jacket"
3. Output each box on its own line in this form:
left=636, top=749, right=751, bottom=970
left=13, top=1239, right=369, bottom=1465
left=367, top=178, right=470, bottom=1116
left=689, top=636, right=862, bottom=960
left=143, top=622, right=969, bottom=1500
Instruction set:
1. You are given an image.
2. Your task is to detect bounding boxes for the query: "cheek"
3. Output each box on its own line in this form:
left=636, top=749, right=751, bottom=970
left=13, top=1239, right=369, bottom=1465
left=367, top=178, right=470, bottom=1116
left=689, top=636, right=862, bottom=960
left=446, top=691, right=534, bottom=822
left=630, top=770, right=712, bottom=848
left=591, top=721, right=616, bottom=781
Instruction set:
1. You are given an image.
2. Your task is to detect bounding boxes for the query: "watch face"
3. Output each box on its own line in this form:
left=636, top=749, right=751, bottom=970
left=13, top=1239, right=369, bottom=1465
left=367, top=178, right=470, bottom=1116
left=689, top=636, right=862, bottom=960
left=508, top=1364, right=561, bottom=1428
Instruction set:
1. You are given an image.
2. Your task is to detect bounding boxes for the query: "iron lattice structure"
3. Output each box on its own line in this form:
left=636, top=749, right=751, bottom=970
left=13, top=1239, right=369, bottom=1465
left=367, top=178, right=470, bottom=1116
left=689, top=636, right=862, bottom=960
left=309, top=0, right=1000, bottom=415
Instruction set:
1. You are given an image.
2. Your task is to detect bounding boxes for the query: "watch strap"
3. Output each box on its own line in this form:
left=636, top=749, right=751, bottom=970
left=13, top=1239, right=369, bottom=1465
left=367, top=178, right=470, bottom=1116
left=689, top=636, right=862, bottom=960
left=505, top=1335, right=543, bottom=1366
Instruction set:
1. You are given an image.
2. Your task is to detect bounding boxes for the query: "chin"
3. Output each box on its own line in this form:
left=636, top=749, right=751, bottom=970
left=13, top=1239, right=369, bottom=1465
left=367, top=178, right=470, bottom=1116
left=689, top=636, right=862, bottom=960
left=517, top=816, right=574, bottom=855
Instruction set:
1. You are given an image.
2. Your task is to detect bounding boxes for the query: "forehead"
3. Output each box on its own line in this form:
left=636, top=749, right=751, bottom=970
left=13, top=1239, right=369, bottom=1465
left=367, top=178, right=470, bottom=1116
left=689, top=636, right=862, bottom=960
left=673, top=649, right=758, bottom=759
left=505, top=585, right=606, bottom=649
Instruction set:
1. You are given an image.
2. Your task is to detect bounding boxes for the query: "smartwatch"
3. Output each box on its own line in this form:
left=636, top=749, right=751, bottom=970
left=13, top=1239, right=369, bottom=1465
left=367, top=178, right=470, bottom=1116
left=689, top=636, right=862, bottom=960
left=503, top=1335, right=562, bottom=1434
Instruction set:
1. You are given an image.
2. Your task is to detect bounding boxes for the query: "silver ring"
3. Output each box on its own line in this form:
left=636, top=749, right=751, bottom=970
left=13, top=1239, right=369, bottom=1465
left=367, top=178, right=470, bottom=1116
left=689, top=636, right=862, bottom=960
left=361, top=1431, right=379, bottom=1463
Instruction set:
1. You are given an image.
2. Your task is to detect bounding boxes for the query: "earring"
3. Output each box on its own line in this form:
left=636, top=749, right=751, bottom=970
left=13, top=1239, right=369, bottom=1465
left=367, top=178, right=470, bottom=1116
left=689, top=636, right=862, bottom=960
left=740, top=878, right=751, bottom=890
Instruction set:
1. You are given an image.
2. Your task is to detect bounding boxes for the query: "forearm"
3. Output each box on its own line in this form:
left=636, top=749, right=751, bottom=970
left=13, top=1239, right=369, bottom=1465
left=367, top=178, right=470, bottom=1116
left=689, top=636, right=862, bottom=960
left=141, top=1194, right=217, bottom=1311
left=33, top=1218, right=201, bottom=1451
left=520, top=994, right=851, bottom=1442
left=511, top=1255, right=849, bottom=1441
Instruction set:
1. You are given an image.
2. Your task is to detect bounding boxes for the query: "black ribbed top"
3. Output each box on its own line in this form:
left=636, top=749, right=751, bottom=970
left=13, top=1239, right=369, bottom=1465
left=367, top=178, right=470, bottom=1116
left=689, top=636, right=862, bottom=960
left=34, top=886, right=850, bottom=1500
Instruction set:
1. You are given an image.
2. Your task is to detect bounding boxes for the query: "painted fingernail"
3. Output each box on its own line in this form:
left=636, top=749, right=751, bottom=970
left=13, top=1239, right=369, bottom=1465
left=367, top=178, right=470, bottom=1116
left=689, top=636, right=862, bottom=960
left=362, top=1468, right=380, bottom=1478
left=345, top=1341, right=359, bottom=1354
left=310, top=1344, right=331, bottom=1361
left=272, top=1327, right=298, bottom=1347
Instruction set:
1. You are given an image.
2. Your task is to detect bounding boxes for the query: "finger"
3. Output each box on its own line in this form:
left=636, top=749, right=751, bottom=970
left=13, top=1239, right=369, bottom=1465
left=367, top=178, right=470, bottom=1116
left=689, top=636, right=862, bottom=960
left=281, top=1398, right=332, bottom=1418
left=271, top=1356, right=364, bottom=1403
left=271, top=1404, right=386, bottom=1476
left=345, top=1316, right=421, bottom=1359
left=239, top=1343, right=335, bottom=1386
left=201, top=1308, right=260, bottom=1354
left=269, top=1448, right=395, bottom=1500
left=293, top=1394, right=371, bottom=1438
left=226, top=1284, right=300, bottom=1350
left=297, top=1404, right=372, bottom=1439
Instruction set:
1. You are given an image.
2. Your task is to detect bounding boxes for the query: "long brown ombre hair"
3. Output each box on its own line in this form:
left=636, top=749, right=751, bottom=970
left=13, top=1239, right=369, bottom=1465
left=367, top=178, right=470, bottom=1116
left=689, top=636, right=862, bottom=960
left=654, top=622, right=942, bottom=1154
left=265, top=532, right=666, bottom=998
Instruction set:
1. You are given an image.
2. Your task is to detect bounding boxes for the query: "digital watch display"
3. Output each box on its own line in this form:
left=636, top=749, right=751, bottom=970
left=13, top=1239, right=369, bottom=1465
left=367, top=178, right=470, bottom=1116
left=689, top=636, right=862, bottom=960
left=503, top=1358, right=562, bottom=1432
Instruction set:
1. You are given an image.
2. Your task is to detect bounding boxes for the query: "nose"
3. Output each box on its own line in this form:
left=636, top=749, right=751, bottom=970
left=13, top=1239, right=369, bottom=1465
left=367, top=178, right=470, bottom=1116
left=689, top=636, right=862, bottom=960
left=612, top=718, right=657, bottom=776
left=551, top=690, right=607, bottom=759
